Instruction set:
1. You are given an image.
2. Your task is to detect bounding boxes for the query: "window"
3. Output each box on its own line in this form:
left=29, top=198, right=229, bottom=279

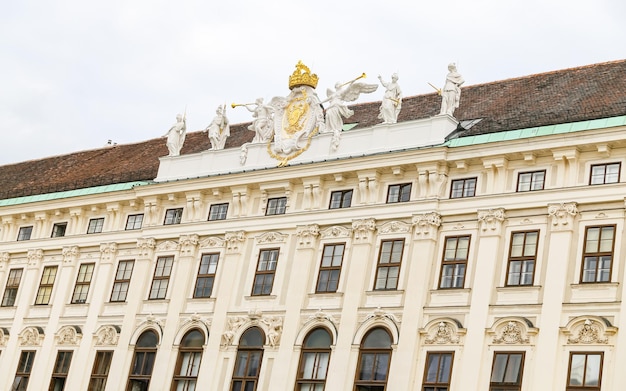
left=49, top=350, right=73, bottom=391
left=252, top=249, right=279, bottom=296
left=450, top=178, right=476, bottom=198
left=354, top=328, right=392, bottom=391
left=439, top=236, right=470, bottom=289
left=517, top=170, right=545, bottom=192
left=17, top=226, right=33, bottom=241
left=127, top=330, right=159, bottom=391
left=266, top=197, right=287, bottom=215
left=125, top=214, right=144, bottom=230
left=208, top=203, right=229, bottom=221
left=490, top=352, right=524, bottom=390
left=567, top=352, right=603, bottom=390
left=316, top=243, right=345, bottom=293
left=296, top=328, right=332, bottom=391
left=87, top=218, right=104, bottom=234
left=194, top=253, right=219, bottom=298
left=88, top=351, right=113, bottom=391
left=71, top=263, right=95, bottom=304
left=171, top=329, right=205, bottom=391
left=149, top=256, right=174, bottom=299
left=1, top=268, right=23, bottom=307
left=231, top=327, right=264, bottom=391
left=329, top=190, right=353, bottom=209
left=374, top=240, right=404, bottom=290
left=110, top=260, right=134, bottom=302
left=386, top=183, right=411, bottom=203
left=581, top=226, right=615, bottom=283
left=35, top=266, right=58, bottom=305
left=422, top=352, right=454, bottom=391
left=51, top=222, right=67, bottom=238
left=590, top=163, right=620, bottom=185
left=506, top=231, right=538, bottom=286
left=12, top=351, right=35, bottom=390
left=164, top=208, right=183, bottom=225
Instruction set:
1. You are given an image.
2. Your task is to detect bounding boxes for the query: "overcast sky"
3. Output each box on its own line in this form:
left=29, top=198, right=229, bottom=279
left=0, top=0, right=624, bottom=165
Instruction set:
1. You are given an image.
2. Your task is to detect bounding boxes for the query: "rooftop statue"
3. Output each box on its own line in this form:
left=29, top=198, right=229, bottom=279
left=322, top=73, right=378, bottom=134
left=378, top=73, right=402, bottom=124
left=232, top=98, right=275, bottom=143
left=164, top=113, right=186, bottom=156
left=206, top=105, right=230, bottom=150
left=439, top=63, right=464, bottom=117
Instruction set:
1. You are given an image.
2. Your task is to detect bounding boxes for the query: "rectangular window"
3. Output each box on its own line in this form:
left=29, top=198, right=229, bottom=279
left=316, top=243, right=345, bottom=293
left=252, top=249, right=279, bottom=296
left=590, top=163, right=620, bottom=185
left=266, top=197, right=287, bottom=215
left=194, top=253, right=219, bottom=298
left=422, top=352, right=454, bottom=391
left=517, top=170, right=545, bottom=192
left=1, top=268, right=23, bottom=307
left=49, top=350, right=73, bottom=391
left=149, top=256, right=174, bottom=299
left=17, top=226, right=33, bottom=241
left=164, top=208, right=183, bottom=225
left=386, top=183, right=411, bottom=203
left=87, top=218, right=104, bottom=234
left=125, top=214, right=144, bottom=230
left=71, top=263, right=95, bottom=304
left=51, top=222, right=67, bottom=238
left=450, top=177, right=477, bottom=198
left=35, top=266, right=58, bottom=305
left=439, top=236, right=470, bottom=289
left=490, top=352, right=524, bottom=390
left=208, top=203, right=228, bottom=221
left=374, top=239, right=404, bottom=290
left=329, top=190, right=353, bottom=209
left=88, top=351, right=113, bottom=391
left=13, top=351, right=36, bottom=390
left=506, top=231, right=539, bottom=286
left=110, top=260, right=134, bottom=302
left=567, top=352, right=603, bottom=390
left=581, top=225, right=615, bottom=283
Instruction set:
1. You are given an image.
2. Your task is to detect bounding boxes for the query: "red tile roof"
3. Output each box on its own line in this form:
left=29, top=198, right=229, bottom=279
left=1, top=60, right=625, bottom=200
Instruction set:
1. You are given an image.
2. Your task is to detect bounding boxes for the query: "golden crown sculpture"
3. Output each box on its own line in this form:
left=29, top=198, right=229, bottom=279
left=288, top=61, right=319, bottom=89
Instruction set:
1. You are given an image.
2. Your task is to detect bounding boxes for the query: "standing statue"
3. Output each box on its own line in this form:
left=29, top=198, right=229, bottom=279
left=164, top=113, right=186, bottom=156
left=439, top=63, right=464, bottom=117
left=378, top=73, right=402, bottom=124
left=206, top=105, right=230, bottom=150
left=234, top=98, right=275, bottom=143
left=322, top=73, right=378, bottom=134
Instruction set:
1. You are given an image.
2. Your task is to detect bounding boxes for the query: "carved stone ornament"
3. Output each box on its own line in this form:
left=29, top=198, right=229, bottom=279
left=62, top=246, right=80, bottom=264
left=199, top=236, right=225, bottom=249
left=20, top=326, right=44, bottom=346
left=157, top=240, right=180, bottom=252
left=493, top=321, right=528, bottom=344
left=27, top=249, right=44, bottom=267
left=565, top=318, right=616, bottom=344
left=296, top=224, right=320, bottom=248
left=179, top=234, right=199, bottom=256
left=100, top=242, right=118, bottom=262
left=95, top=325, right=120, bottom=346
left=225, top=231, right=246, bottom=253
left=352, top=218, right=376, bottom=242
left=477, top=208, right=505, bottom=234
left=56, top=325, right=82, bottom=345
left=256, top=231, right=288, bottom=244
left=378, top=220, right=411, bottom=235
left=137, top=237, right=156, bottom=257
left=306, top=309, right=337, bottom=325
left=423, top=321, right=461, bottom=345
left=221, top=316, right=248, bottom=347
left=0, top=252, right=9, bottom=269
left=320, top=225, right=351, bottom=239
left=261, top=316, right=283, bottom=348
left=412, top=212, right=442, bottom=239
left=548, top=202, right=578, bottom=229
left=0, top=327, right=8, bottom=346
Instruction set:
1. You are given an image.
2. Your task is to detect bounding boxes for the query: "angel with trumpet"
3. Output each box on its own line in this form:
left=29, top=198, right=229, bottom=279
left=232, top=98, right=275, bottom=143
left=322, top=73, right=378, bottom=134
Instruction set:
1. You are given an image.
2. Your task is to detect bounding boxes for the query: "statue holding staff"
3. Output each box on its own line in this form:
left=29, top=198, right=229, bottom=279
left=164, top=111, right=186, bottom=156
left=439, top=63, right=464, bottom=117
left=206, top=105, right=230, bottom=150
left=378, top=73, right=402, bottom=124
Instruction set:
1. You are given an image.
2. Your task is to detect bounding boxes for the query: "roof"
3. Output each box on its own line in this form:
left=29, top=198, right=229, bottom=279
left=1, top=60, right=625, bottom=201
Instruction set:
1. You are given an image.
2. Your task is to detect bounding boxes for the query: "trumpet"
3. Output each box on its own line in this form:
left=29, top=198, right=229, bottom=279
left=231, top=102, right=255, bottom=108
left=339, top=72, right=366, bottom=87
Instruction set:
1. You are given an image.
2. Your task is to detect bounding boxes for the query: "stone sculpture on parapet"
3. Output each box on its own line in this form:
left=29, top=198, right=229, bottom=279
left=164, top=113, right=186, bottom=156
left=232, top=98, right=275, bottom=144
left=439, top=63, right=464, bottom=117
left=378, top=73, right=402, bottom=124
left=206, top=104, right=230, bottom=150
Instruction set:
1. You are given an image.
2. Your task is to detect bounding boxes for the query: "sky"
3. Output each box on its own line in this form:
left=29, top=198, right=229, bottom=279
left=0, top=0, right=624, bottom=165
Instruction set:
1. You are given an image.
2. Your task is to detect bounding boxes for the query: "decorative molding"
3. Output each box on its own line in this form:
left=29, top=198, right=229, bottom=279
left=257, top=231, right=288, bottom=244
left=19, top=326, right=44, bottom=346
left=0, top=252, right=9, bottom=269
left=179, top=234, right=199, bottom=256
left=0, top=327, right=8, bottom=346
left=306, top=309, right=337, bottom=325
left=199, top=236, right=225, bottom=249
left=137, top=238, right=156, bottom=257
left=95, top=325, right=120, bottom=346
left=352, top=218, right=376, bottom=243
left=157, top=240, right=180, bottom=252
left=100, top=242, right=118, bottom=263
left=562, top=317, right=617, bottom=345
left=412, top=212, right=442, bottom=239
left=221, top=316, right=248, bottom=348
left=488, top=318, right=538, bottom=345
left=56, top=325, right=82, bottom=345
left=225, top=231, right=246, bottom=253
left=548, top=202, right=578, bottom=230
left=420, top=319, right=465, bottom=345
left=378, top=220, right=411, bottom=235
left=27, top=249, right=44, bottom=267
left=477, top=208, right=505, bottom=235
left=320, top=225, right=351, bottom=239
left=62, top=246, right=80, bottom=265
left=261, top=316, right=283, bottom=348
left=296, top=224, right=320, bottom=248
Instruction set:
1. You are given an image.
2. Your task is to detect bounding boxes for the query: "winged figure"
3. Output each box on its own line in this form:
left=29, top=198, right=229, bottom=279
left=323, top=81, right=378, bottom=133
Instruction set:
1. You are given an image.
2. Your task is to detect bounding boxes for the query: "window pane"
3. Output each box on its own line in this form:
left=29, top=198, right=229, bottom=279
left=569, top=354, right=586, bottom=385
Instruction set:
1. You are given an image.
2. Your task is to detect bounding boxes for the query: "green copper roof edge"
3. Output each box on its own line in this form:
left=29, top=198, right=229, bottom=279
left=445, top=115, right=626, bottom=148
left=0, top=181, right=151, bottom=207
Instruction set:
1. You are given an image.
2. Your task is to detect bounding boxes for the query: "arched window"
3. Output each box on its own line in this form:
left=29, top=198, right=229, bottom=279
left=231, top=327, right=264, bottom=391
left=171, top=329, right=205, bottom=391
left=127, top=330, right=159, bottom=391
left=354, top=328, right=392, bottom=391
left=295, top=328, right=332, bottom=390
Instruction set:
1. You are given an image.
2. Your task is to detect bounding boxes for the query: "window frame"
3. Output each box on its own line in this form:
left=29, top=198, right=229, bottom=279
left=567, top=352, right=603, bottom=390
left=1, top=268, right=23, bottom=307
left=580, top=225, right=615, bottom=283
left=353, top=328, right=392, bottom=391
left=194, top=253, right=220, bottom=298
left=295, top=328, right=332, bottom=391
left=374, top=239, right=405, bottom=291
left=17, top=226, right=33, bottom=241
left=13, top=350, right=36, bottom=391
left=505, top=231, right=539, bottom=287
left=316, top=243, right=346, bottom=293
left=438, top=236, right=471, bottom=289
left=516, top=170, right=545, bottom=192
left=49, top=350, right=73, bottom=391
left=149, top=256, right=174, bottom=300
left=51, top=222, right=68, bottom=238
left=171, top=329, right=205, bottom=391
left=87, top=218, right=105, bottom=234
left=164, top=208, right=183, bottom=225
left=127, top=330, right=159, bottom=391
left=422, top=351, right=454, bottom=391
left=231, top=327, right=265, bottom=391
left=329, top=189, right=353, bottom=209
left=71, top=263, right=95, bottom=304
left=35, top=265, right=58, bottom=305
left=125, top=214, right=144, bottom=230
left=450, top=177, right=477, bottom=198
left=386, top=183, right=412, bottom=203
left=110, top=260, right=135, bottom=302
left=251, top=249, right=279, bottom=296
left=589, top=162, right=620, bottom=185
left=88, top=351, right=113, bottom=391
left=489, top=351, right=525, bottom=391
left=265, top=197, right=287, bottom=216
left=208, top=203, right=229, bottom=221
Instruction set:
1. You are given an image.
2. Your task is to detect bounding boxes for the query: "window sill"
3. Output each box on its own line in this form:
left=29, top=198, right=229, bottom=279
left=244, top=295, right=277, bottom=300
